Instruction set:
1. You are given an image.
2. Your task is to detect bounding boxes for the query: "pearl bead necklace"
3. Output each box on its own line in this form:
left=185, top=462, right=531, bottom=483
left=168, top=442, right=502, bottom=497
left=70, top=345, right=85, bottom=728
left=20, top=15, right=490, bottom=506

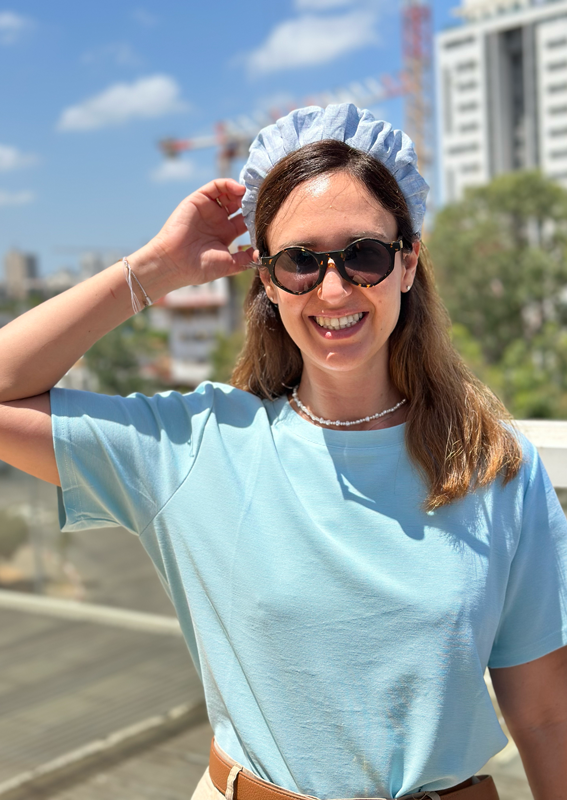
left=292, top=386, right=407, bottom=428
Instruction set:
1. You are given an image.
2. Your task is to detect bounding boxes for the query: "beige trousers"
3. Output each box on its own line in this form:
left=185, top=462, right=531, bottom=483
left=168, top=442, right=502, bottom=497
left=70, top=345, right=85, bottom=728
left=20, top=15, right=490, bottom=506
left=191, top=768, right=225, bottom=800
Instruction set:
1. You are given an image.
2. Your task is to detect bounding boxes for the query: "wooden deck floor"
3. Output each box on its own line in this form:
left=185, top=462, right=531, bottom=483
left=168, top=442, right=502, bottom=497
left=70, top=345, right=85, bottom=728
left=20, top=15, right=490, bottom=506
left=0, top=606, right=202, bottom=785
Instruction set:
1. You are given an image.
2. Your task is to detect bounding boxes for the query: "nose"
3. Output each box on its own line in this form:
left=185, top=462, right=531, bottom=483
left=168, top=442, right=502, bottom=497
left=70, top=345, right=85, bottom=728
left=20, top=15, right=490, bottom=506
left=317, top=258, right=352, bottom=303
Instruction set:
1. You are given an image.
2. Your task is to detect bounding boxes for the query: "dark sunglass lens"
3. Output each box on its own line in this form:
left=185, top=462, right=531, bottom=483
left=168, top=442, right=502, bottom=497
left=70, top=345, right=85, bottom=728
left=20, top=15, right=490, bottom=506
left=274, top=249, right=320, bottom=293
left=344, top=241, right=391, bottom=286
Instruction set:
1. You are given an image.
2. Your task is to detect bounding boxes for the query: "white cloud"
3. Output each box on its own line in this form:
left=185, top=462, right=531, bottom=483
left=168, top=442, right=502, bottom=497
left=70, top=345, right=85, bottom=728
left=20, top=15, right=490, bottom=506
left=295, top=0, right=358, bottom=9
left=246, top=11, right=378, bottom=75
left=81, top=42, right=142, bottom=68
left=150, top=159, right=195, bottom=183
left=132, top=8, right=158, bottom=27
left=0, top=189, right=35, bottom=206
left=57, top=75, right=189, bottom=132
left=0, top=144, right=38, bottom=172
left=0, top=10, right=30, bottom=45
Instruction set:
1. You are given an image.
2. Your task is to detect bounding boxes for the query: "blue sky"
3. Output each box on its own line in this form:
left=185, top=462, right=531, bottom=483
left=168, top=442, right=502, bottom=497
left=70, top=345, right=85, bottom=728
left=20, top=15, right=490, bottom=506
left=0, top=0, right=460, bottom=276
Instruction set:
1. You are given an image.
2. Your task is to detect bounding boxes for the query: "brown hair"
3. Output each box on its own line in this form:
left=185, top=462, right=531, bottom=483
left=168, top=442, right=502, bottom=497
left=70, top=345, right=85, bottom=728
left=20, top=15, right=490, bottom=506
left=232, top=140, right=522, bottom=509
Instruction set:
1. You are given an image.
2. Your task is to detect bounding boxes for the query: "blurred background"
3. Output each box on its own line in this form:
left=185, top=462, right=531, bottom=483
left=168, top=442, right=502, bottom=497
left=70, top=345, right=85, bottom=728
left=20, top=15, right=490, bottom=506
left=1, top=1, right=566, bottom=798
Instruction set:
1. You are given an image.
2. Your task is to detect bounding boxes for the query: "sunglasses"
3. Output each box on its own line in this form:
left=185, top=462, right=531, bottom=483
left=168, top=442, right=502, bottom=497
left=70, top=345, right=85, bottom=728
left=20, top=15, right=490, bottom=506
left=259, top=237, right=404, bottom=295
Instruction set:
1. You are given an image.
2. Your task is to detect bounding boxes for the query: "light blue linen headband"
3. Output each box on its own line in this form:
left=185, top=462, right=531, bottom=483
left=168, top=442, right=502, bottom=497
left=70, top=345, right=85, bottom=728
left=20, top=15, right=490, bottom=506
left=239, top=103, right=429, bottom=248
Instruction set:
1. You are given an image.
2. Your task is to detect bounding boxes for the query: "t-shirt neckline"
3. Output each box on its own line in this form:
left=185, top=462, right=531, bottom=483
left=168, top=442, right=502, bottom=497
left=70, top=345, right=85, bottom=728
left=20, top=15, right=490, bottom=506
left=270, top=394, right=407, bottom=449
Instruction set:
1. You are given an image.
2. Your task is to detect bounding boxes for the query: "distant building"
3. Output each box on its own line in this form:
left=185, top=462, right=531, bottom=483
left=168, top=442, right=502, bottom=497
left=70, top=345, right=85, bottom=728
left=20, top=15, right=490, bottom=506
left=43, top=268, right=80, bottom=296
left=79, top=252, right=105, bottom=281
left=80, top=251, right=123, bottom=281
left=437, top=0, right=567, bottom=202
left=151, top=278, right=232, bottom=388
left=56, top=356, right=98, bottom=392
left=3, top=250, right=38, bottom=300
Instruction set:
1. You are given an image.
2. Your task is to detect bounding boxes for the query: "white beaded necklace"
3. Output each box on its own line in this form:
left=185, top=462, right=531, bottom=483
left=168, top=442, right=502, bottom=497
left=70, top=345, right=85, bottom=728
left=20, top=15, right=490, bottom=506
left=291, top=386, right=407, bottom=428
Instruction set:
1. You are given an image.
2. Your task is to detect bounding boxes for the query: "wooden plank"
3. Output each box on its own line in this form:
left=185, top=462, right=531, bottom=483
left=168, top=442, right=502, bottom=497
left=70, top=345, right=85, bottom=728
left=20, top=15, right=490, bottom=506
left=0, top=608, right=201, bottom=784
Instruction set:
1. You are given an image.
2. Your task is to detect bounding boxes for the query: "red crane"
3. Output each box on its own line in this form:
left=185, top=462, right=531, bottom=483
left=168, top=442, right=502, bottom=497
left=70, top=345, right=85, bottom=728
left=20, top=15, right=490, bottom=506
left=158, top=75, right=409, bottom=178
left=158, top=3, right=433, bottom=180
left=402, top=0, right=433, bottom=178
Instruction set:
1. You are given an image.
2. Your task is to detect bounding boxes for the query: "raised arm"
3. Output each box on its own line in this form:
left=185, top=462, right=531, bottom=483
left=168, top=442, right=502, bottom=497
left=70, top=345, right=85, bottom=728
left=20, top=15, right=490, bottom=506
left=0, top=179, right=253, bottom=403
left=0, top=179, right=254, bottom=484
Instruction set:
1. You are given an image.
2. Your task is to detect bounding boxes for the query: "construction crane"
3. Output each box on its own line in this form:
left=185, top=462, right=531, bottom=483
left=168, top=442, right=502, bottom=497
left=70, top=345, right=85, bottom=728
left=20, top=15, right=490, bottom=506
left=158, top=75, right=408, bottom=178
left=402, top=0, right=433, bottom=179
left=158, top=3, right=433, bottom=181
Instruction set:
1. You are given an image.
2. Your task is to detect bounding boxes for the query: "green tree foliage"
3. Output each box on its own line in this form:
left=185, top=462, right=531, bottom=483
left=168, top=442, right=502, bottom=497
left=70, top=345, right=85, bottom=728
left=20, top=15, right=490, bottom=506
left=429, top=171, right=567, bottom=418
left=84, top=314, right=167, bottom=396
left=0, top=508, right=28, bottom=562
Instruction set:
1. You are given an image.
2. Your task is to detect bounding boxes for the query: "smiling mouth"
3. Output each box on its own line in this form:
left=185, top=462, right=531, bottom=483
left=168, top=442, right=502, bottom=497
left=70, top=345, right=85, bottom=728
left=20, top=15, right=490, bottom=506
left=313, top=312, right=365, bottom=330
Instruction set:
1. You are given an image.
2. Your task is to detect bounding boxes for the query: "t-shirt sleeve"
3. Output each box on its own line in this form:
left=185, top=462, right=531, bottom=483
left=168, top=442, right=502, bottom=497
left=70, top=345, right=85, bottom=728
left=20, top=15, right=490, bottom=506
left=50, top=384, right=215, bottom=535
left=488, top=438, right=567, bottom=668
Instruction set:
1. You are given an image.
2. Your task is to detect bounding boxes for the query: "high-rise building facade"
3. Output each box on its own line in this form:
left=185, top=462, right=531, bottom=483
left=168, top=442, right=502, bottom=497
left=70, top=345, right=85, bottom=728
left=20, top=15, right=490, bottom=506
left=3, top=249, right=38, bottom=299
left=437, top=0, right=567, bottom=203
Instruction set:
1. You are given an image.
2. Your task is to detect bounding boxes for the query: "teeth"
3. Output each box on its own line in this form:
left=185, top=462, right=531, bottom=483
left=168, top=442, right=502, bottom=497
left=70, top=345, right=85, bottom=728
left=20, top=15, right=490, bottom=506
left=314, top=312, right=364, bottom=330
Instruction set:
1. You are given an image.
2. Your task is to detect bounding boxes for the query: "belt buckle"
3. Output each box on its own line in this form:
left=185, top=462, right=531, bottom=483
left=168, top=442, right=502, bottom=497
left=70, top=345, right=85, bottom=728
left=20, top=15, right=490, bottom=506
left=409, top=793, right=441, bottom=800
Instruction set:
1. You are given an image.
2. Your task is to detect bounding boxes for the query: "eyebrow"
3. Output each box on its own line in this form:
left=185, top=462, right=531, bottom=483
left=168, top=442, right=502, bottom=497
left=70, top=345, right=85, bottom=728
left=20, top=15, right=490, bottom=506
left=276, top=232, right=391, bottom=250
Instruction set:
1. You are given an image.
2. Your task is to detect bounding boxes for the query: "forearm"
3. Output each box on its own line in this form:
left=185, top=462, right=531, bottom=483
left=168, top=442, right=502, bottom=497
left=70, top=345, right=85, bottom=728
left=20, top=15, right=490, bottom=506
left=0, top=244, right=179, bottom=402
left=514, top=720, right=567, bottom=800
left=0, top=178, right=252, bottom=403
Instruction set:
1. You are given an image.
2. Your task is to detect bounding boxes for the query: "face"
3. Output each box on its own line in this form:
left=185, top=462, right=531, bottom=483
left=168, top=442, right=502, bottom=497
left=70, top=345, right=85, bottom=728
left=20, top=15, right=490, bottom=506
left=259, top=171, right=419, bottom=380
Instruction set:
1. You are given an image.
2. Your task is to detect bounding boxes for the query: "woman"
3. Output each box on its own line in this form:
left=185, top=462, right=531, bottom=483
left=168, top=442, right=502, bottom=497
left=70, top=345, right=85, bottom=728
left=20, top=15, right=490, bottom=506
left=0, top=104, right=566, bottom=800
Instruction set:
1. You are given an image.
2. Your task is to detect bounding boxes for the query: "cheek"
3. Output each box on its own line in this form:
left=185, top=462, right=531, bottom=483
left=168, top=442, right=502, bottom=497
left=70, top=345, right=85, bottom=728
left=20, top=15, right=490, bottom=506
left=276, top=297, right=309, bottom=338
left=370, top=283, right=402, bottom=331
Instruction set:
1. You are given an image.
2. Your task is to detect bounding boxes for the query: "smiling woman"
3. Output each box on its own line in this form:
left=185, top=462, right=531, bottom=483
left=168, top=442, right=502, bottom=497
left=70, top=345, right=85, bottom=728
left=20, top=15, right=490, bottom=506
left=0, top=103, right=566, bottom=800
left=233, top=138, right=520, bottom=510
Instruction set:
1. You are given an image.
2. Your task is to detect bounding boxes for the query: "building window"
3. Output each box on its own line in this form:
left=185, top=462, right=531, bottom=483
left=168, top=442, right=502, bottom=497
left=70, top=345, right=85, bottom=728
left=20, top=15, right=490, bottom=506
left=549, top=104, right=567, bottom=115
left=448, top=142, right=480, bottom=155
left=547, top=37, right=567, bottom=49
left=458, top=81, right=478, bottom=91
left=443, top=35, right=474, bottom=50
left=550, top=127, right=567, bottom=136
left=457, top=101, right=479, bottom=112
left=548, top=82, right=567, bottom=93
left=549, top=149, right=567, bottom=158
left=548, top=60, right=567, bottom=71
left=459, top=122, right=479, bottom=133
left=455, top=60, right=477, bottom=73
left=460, top=163, right=481, bottom=173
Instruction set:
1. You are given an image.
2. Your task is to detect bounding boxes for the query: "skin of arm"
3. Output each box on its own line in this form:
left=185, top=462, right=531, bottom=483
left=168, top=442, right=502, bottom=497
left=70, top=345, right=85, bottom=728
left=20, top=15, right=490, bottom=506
left=0, top=178, right=254, bottom=484
left=490, top=645, right=567, bottom=800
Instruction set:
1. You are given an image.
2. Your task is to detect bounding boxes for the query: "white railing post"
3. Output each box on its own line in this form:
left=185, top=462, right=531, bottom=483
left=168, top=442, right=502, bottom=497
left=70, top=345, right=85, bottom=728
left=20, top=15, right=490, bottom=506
left=516, top=421, right=567, bottom=489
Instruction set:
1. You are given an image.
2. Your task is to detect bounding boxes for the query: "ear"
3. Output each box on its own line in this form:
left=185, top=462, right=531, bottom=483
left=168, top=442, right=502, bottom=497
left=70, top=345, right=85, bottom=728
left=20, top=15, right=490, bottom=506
left=259, top=266, right=279, bottom=304
left=401, top=240, right=420, bottom=291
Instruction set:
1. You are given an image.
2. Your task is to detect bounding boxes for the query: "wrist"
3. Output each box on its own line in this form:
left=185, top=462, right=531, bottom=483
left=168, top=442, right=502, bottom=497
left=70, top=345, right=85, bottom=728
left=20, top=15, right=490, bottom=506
left=123, top=240, right=185, bottom=303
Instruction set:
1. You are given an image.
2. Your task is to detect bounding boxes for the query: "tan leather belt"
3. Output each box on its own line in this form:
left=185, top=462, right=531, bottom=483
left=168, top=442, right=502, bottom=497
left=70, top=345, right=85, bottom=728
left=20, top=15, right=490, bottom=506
left=209, top=739, right=500, bottom=800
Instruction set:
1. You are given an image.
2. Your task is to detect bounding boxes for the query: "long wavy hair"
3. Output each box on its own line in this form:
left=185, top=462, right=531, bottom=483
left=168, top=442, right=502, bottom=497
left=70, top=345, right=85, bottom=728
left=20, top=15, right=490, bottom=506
left=232, top=140, right=522, bottom=509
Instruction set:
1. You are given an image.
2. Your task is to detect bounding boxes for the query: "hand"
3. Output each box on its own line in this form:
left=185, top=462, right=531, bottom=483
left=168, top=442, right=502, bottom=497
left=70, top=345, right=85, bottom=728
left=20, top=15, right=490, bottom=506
left=148, top=178, right=256, bottom=288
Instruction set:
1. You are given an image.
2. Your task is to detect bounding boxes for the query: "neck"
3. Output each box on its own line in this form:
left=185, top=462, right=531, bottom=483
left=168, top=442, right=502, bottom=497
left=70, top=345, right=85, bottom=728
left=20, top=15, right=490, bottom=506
left=294, top=359, right=407, bottom=431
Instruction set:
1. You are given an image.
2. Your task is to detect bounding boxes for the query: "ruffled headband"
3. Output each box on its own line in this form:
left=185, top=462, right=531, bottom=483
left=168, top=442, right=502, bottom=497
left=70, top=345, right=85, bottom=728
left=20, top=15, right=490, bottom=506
left=239, top=103, right=429, bottom=248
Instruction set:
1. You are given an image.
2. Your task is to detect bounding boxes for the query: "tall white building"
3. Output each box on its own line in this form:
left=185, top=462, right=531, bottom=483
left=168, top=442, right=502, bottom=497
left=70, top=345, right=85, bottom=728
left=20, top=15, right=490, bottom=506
left=437, top=0, right=567, bottom=203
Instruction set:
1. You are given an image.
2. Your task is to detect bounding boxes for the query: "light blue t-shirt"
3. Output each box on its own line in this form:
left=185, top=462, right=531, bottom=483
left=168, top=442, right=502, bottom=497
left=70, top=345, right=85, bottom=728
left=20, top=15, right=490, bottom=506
left=50, top=382, right=567, bottom=800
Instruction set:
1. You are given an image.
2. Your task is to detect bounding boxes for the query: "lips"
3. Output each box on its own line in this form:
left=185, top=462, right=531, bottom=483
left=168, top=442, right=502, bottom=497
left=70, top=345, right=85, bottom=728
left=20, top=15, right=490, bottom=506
left=313, top=312, right=364, bottom=330
left=308, top=311, right=368, bottom=339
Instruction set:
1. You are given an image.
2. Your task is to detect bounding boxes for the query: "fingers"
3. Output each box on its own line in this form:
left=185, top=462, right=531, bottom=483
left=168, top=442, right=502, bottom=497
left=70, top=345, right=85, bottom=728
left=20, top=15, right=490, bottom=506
left=217, top=195, right=243, bottom=216
left=230, top=212, right=249, bottom=239
left=201, top=178, right=245, bottom=204
left=231, top=247, right=256, bottom=271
